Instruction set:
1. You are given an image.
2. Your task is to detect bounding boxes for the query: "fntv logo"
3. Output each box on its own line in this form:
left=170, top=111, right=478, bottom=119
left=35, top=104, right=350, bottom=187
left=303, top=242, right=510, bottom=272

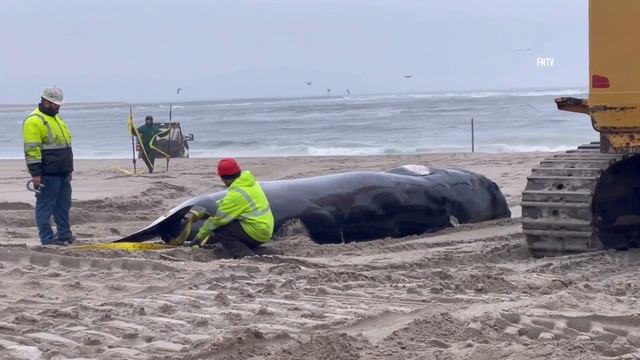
left=537, top=57, right=555, bottom=67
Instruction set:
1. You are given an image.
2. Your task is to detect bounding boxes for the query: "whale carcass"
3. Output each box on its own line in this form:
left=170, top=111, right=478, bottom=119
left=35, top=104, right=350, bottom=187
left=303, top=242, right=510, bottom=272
left=116, top=165, right=511, bottom=245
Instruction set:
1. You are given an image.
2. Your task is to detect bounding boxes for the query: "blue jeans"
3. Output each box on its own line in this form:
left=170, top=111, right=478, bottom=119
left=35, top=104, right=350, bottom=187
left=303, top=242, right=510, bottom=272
left=35, top=174, right=72, bottom=245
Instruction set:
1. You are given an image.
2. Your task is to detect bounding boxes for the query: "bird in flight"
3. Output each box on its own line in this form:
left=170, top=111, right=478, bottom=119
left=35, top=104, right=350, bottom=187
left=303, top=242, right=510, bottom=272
left=306, top=81, right=312, bottom=85
left=516, top=48, right=532, bottom=52
left=403, top=75, right=413, bottom=78
left=176, top=88, right=183, bottom=94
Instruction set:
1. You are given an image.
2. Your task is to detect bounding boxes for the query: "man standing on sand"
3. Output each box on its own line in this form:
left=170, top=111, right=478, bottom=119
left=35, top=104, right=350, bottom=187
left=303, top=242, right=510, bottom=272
left=194, top=158, right=274, bottom=258
left=22, top=86, right=74, bottom=246
left=136, top=115, right=162, bottom=173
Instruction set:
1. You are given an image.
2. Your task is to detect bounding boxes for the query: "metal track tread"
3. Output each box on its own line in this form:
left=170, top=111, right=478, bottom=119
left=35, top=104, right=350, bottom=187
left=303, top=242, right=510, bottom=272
left=521, top=143, right=624, bottom=257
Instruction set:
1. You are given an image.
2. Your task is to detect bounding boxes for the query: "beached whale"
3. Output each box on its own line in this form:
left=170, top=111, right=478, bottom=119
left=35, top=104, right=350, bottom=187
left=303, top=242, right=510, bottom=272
left=116, top=165, right=510, bottom=245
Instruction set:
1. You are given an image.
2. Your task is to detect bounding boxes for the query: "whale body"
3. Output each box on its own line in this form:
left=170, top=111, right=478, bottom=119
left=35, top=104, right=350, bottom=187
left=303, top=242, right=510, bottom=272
left=116, top=165, right=511, bottom=245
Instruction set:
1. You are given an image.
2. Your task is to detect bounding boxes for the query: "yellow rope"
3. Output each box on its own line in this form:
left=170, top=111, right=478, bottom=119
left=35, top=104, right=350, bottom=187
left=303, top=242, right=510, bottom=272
left=74, top=208, right=208, bottom=251
left=168, top=217, right=193, bottom=246
left=73, top=242, right=176, bottom=252
left=130, top=123, right=154, bottom=166
left=112, top=166, right=147, bottom=175
left=149, top=128, right=171, bottom=159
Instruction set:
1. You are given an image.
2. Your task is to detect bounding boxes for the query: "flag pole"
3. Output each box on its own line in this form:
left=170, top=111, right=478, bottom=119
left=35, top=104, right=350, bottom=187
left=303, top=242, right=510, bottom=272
left=129, top=106, right=137, bottom=174
left=166, top=104, right=172, bottom=172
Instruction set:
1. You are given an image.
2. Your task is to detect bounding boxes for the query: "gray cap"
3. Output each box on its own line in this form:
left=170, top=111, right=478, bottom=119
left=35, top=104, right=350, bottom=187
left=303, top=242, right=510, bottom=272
left=41, top=86, right=64, bottom=106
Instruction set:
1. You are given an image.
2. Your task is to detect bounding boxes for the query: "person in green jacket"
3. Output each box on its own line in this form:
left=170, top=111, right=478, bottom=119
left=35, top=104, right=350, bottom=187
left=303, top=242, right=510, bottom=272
left=137, top=115, right=161, bottom=173
left=195, top=158, right=274, bottom=258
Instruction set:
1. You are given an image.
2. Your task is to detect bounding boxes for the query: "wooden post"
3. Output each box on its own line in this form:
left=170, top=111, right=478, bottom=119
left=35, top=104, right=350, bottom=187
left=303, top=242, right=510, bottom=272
left=166, top=104, right=172, bottom=172
left=471, top=117, right=475, bottom=153
left=130, top=107, right=136, bottom=174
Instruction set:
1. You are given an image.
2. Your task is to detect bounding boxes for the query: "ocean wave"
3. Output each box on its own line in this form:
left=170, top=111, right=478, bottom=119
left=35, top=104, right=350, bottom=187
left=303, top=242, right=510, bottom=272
left=0, top=89, right=597, bottom=160
left=187, top=145, right=390, bottom=158
left=191, top=144, right=469, bottom=157
left=514, top=89, right=586, bottom=97
left=0, top=142, right=589, bottom=160
left=206, top=97, right=350, bottom=109
left=201, top=88, right=588, bottom=108
left=479, top=143, right=584, bottom=153
left=406, top=89, right=586, bottom=99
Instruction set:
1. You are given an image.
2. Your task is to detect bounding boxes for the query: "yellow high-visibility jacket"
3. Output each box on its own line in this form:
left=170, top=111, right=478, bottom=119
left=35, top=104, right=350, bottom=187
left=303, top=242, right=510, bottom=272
left=22, top=107, right=73, bottom=176
left=201, top=171, right=274, bottom=242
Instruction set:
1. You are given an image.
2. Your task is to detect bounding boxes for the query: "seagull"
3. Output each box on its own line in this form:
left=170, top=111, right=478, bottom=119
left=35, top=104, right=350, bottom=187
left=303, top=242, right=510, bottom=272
left=403, top=74, right=413, bottom=78
left=326, top=88, right=331, bottom=94
left=176, top=88, right=183, bottom=94
left=346, top=89, right=351, bottom=95
left=306, top=81, right=312, bottom=85
left=516, top=48, right=532, bottom=52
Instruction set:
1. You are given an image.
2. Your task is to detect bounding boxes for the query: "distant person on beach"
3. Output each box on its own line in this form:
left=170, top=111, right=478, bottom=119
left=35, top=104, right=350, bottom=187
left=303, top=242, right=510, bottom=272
left=22, top=86, right=74, bottom=246
left=137, top=115, right=161, bottom=173
left=193, top=158, right=274, bottom=258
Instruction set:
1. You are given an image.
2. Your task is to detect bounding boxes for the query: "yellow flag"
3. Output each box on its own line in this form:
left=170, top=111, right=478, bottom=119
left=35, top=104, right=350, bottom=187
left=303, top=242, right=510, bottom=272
left=127, top=113, right=134, bottom=135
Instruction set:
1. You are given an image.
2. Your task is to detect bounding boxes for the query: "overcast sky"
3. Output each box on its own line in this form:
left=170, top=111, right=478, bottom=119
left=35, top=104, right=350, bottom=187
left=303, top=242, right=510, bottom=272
left=0, top=0, right=587, bottom=103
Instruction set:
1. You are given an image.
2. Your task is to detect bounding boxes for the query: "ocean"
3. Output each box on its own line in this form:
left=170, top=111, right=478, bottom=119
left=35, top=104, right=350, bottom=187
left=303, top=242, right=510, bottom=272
left=0, top=89, right=594, bottom=159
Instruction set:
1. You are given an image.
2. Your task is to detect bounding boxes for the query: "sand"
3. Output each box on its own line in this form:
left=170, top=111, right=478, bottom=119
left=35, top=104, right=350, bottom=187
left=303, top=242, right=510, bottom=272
left=2, top=153, right=640, bottom=359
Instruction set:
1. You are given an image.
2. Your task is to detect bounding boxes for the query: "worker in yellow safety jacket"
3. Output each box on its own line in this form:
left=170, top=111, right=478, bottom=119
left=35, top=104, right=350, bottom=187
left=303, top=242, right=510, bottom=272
left=22, top=86, right=74, bottom=246
left=195, top=158, right=274, bottom=258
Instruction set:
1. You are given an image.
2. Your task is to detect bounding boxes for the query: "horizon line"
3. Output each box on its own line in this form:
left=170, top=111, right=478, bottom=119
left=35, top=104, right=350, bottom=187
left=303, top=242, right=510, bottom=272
left=0, top=85, right=587, bottom=107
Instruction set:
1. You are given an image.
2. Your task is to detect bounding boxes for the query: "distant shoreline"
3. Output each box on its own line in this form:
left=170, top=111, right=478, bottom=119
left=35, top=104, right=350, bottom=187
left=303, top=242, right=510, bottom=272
left=0, top=150, right=559, bottom=162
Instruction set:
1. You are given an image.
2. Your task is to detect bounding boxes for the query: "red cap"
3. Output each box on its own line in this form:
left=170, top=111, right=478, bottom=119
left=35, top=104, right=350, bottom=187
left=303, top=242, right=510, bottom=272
left=217, top=158, right=241, bottom=176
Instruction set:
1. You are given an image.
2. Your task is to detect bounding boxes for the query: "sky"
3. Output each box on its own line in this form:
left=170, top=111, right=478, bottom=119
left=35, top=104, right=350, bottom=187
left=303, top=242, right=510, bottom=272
left=0, top=0, right=588, bottom=103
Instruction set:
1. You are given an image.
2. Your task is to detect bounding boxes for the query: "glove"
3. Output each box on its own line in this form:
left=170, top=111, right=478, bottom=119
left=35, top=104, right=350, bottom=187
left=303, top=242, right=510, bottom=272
left=185, top=227, right=213, bottom=248
left=184, top=236, right=202, bottom=247
left=196, top=226, right=213, bottom=242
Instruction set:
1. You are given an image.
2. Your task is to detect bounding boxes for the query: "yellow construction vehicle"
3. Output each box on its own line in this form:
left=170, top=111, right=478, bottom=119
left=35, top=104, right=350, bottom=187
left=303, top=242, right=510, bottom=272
left=523, top=0, right=640, bottom=256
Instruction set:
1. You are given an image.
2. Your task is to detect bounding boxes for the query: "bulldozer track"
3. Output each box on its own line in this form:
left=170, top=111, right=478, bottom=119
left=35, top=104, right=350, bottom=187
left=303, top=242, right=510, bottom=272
left=522, top=142, right=625, bottom=256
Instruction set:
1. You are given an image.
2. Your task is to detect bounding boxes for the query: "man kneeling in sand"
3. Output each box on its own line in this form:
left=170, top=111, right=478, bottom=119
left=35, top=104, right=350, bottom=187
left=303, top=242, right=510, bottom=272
left=193, top=158, right=274, bottom=258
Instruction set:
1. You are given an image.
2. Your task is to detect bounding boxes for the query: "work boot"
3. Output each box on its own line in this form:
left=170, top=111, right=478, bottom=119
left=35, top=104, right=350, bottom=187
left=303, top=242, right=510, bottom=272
left=43, top=240, right=69, bottom=247
left=54, top=235, right=75, bottom=245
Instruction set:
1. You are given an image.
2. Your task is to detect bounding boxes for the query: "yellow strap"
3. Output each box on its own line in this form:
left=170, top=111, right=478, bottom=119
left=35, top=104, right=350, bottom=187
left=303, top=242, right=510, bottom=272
left=149, top=128, right=171, bottom=159
left=112, top=166, right=147, bottom=175
left=168, top=218, right=193, bottom=246
left=73, top=205, right=201, bottom=251
left=130, top=116, right=153, bottom=169
left=72, top=242, right=175, bottom=252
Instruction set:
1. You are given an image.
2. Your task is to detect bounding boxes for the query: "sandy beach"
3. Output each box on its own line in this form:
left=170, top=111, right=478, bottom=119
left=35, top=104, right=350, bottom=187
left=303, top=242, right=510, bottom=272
left=2, top=153, right=640, bottom=359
